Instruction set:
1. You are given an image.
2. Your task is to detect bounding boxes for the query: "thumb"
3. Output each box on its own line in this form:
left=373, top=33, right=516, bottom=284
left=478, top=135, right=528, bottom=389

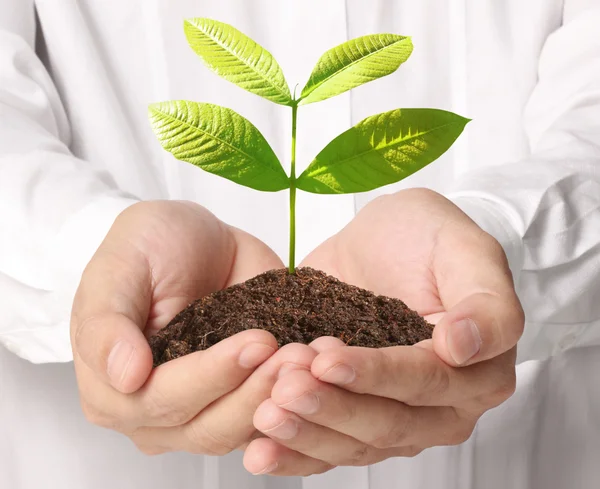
left=71, top=241, right=154, bottom=394
left=431, top=225, right=524, bottom=367
left=432, top=291, right=524, bottom=367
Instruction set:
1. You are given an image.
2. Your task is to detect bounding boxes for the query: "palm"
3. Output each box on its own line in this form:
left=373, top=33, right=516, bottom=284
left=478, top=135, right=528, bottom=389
left=110, top=201, right=284, bottom=337
left=301, top=190, right=465, bottom=325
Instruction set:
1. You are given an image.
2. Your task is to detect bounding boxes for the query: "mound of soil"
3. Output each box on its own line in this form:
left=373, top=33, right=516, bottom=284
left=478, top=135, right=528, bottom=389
left=150, top=267, right=433, bottom=367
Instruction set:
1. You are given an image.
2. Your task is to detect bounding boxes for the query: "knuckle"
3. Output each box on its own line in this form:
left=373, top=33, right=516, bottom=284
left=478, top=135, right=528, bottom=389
left=185, top=419, right=235, bottom=456
left=476, top=368, right=517, bottom=410
left=496, top=302, right=525, bottom=351
left=404, top=446, right=424, bottom=458
left=369, top=408, right=411, bottom=449
left=492, top=372, right=517, bottom=404
left=312, top=464, right=335, bottom=476
left=370, top=429, right=404, bottom=450
left=343, top=445, right=373, bottom=466
left=449, top=423, right=476, bottom=446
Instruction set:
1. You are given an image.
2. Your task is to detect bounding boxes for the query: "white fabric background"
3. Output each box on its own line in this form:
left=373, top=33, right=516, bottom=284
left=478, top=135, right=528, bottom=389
left=0, top=0, right=599, bottom=487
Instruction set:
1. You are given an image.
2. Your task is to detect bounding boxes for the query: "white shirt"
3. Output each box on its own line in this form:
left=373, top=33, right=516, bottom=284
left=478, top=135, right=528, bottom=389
left=1, top=1, right=599, bottom=488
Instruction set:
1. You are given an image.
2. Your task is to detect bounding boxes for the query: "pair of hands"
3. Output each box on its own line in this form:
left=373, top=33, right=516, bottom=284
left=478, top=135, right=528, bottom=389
left=70, top=189, right=524, bottom=477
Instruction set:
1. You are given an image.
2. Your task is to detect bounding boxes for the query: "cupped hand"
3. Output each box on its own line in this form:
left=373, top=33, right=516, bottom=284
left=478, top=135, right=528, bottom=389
left=245, top=188, right=524, bottom=476
left=70, top=200, right=313, bottom=456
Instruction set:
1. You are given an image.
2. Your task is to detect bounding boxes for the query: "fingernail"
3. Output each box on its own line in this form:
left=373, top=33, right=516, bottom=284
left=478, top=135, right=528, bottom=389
left=277, top=362, right=309, bottom=379
left=239, top=343, right=276, bottom=369
left=280, top=392, right=320, bottom=415
left=263, top=417, right=298, bottom=439
left=447, top=318, right=482, bottom=365
left=319, top=363, right=355, bottom=385
left=252, top=462, right=278, bottom=475
left=107, top=341, right=135, bottom=388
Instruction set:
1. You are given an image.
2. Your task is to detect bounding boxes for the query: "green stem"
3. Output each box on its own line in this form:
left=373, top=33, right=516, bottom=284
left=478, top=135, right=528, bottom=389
left=289, top=103, right=298, bottom=274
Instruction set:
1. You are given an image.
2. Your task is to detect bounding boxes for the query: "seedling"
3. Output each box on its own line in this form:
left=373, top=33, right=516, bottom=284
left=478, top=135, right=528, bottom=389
left=148, top=18, right=469, bottom=274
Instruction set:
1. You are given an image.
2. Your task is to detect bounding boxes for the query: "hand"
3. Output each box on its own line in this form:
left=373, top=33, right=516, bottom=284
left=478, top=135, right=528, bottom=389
left=245, top=188, right=524, bottom=476
left=71, top=200, right=297, bottom=455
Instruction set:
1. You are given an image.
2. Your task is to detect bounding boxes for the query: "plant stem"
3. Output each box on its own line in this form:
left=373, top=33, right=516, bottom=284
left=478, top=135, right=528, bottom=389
left=288, top=103, right=298, bottom=274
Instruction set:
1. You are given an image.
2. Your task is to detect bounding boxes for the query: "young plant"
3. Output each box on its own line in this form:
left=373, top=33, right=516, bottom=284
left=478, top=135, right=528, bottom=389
left=149, top=18, right=469, bottom=274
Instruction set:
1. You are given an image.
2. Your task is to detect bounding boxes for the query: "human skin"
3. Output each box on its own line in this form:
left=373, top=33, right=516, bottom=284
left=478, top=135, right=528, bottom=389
left=245, top=188, right=524, bottom=476
left=70, top=200, right=308, bottom=455
left=70, top=190, right=523, bottom=476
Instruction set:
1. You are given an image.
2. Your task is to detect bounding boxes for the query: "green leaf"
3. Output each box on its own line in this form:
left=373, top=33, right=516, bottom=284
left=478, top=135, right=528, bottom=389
left=184, top=18, right=292, bottom=106
left=296, top=108, right=470, bottom=194
left=299, top=34, right=413, bottom=105
left=149, top=100, right=289, bottom=192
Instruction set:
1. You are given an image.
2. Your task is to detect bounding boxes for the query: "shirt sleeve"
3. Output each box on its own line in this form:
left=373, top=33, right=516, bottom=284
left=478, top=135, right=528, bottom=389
left=0, top=1, right=139, bottom=363
left=447, top=3, right=600, bottom=363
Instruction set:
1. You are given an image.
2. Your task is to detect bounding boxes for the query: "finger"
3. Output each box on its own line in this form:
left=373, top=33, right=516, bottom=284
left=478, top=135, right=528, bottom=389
left=309, top=336, right=346, bottom=353
left=254, top=399, right=388, bottom=467
left=431, top=224, right=524, bottom=366
left=432, top=291, right=524, bottom=367
left=131, top=344, right=318, bottom=454
left=128, top=202, right=237, bottom=336
left=130, top=329, right=277, bottom=427
left=145, top=226, right=283, bottom=337
left=254, top=399, right=370, bottom=466
left=72, top=201, right=238, bottom=392
left=71, top=242, right=155, bottom=393
left=311, top=345, right=516, bottom=408
left=254, top=400, right=422, bottom=467
left=130, top=428, right=265, bottom=457
left=272, top=370, right=470, bottom=449
left=243, top=437, right=333, bottom=477
left=189, top=344, right=316, bottom=450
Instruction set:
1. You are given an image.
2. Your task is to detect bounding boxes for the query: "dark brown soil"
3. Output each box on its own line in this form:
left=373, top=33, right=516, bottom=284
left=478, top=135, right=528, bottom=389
left=149, top=267, right=433, bottom=367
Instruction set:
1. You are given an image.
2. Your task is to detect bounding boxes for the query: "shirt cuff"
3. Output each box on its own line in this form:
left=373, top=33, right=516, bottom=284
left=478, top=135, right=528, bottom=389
left=446, top=193, right=525, bottom=283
